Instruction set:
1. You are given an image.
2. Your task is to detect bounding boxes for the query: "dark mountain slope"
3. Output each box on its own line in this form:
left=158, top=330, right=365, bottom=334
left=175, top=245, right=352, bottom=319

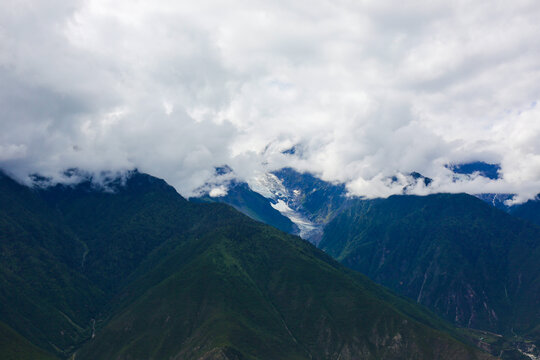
left=0, top=171, right=205, bottom=356
left=39, top=171, right=197, bottom=292
left=1, top=170, right=495, bottom=359
left=509, top=197, right=540, bottom=227
left=0, top=321, right=58, bottom=360
left=77, top=207, right=491, bottom=360
left=320, top=193, right=540, bottom=338
left=0, top=172, right=105, bottom=355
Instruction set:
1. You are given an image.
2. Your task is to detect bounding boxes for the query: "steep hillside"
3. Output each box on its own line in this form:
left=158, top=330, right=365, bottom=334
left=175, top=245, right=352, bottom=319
left=320, top=194, right=540, bottom=339
left=76, top=206, right=491, bottom=360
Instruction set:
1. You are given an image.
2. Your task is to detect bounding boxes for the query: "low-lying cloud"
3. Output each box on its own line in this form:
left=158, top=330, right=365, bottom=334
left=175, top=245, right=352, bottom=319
left=1, top=0, right=540, bottom=201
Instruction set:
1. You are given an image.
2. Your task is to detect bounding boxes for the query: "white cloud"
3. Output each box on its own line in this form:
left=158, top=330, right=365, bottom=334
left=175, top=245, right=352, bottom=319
left=1, top=0, right=540, bottom=200
left=209, top=186, right=228, bottom=197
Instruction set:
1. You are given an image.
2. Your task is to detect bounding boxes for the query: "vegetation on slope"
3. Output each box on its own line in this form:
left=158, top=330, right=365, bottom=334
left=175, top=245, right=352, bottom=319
left=77, top=209, right=491, bottom=359
left=0, top=172, right=106, bottom=355
left=0, top=170, right=495, bottom=359
left=0, top=321, right=58, bottom=360
left=510, top=197, right=540, bottom=227
left=320, top=193, right=540, bottom=339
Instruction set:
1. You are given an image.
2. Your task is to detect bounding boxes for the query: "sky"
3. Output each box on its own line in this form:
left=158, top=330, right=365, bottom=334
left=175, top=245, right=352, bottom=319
left=1, top=0, right=540, bottom=202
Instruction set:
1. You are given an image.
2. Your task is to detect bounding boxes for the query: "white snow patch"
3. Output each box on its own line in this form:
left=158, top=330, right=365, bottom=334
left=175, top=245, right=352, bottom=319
left=248, top=172, right=288, bottom=200
left=271, top=199, right=320, bottom=240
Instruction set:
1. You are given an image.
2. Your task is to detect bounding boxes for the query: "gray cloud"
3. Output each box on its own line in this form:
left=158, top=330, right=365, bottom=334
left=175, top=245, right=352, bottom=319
left=1, top=0, right=540, bottom=200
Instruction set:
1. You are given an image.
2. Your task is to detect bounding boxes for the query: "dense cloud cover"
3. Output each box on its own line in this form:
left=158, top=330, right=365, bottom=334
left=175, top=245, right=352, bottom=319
left=1, top=0, right=540, bottom=201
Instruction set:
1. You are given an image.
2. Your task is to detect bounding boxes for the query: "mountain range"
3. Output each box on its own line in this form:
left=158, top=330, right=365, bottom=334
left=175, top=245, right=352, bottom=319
left=320, top=194, right=540, bottom=338
left=0, top=169, right=496, bottom=359
left=196, top=162, right=540, bottom=241
left=194, top=165, right=540, bottom=359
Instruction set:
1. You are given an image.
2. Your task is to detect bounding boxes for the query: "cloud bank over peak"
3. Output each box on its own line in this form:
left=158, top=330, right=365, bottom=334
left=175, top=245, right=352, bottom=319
left=1, top=0, right=540, bottom=201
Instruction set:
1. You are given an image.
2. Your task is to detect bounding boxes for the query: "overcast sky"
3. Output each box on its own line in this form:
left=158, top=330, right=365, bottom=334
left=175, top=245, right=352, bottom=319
left=1, top=0, right=540, bottom=202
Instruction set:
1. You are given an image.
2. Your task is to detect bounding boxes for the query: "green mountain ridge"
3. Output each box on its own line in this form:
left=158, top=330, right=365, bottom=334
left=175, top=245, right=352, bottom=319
left=0, top=170, right=494, bottom=359
left=76, top=212, right=489, bottom=359
left=320, top=194, right=540, bottom=342
left=0, top=172, right=106, bottom=355
left=510, top=198, right=540, bottom=227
